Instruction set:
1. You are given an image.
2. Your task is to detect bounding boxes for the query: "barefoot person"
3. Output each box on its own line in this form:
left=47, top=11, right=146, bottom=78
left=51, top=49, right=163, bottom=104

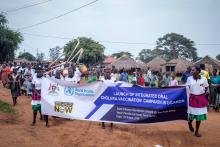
left=31, top=65, right=49, bottom=127
left=186, top=66, right=209, bottom=137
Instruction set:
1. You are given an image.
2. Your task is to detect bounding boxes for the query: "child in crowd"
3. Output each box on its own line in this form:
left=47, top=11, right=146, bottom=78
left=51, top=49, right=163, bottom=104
left=169, top=73, right=178, bottom=86
left=137, top=73, right=145, bottom=86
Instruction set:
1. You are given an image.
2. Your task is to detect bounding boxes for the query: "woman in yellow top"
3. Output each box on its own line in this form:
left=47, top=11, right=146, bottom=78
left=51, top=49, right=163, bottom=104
left=200, top=64, right=210, bottom=81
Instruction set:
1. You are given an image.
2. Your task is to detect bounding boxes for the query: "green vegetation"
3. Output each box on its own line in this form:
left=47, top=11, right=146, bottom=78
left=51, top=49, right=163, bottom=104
left=0, top=13, right=23, bottom=62
left=18, top=52, right=36, bottom=61
left=0, top=99, right=15, bottom=114
left=64, top=37, right=105, bottom=65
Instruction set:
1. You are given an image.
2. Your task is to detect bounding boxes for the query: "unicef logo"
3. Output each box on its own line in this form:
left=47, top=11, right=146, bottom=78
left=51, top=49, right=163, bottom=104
left=64, top=87, right=74, bottom=96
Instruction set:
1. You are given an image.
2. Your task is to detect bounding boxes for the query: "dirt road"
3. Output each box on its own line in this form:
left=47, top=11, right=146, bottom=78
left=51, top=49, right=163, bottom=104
left=0, top=83, right=220, bottom=147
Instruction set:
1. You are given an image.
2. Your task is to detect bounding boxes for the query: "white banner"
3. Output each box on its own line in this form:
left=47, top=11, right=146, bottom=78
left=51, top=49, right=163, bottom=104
left=41, top=77, right=188, bottom=124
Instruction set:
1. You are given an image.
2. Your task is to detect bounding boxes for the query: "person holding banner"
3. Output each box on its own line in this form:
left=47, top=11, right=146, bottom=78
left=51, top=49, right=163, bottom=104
left=101, top=68, right=115, bottom=129
left=186, top=66, right=209, bottom=137
left=64, top=68, right=75, bottom=82
left=31, top=65, right=49, bottom=127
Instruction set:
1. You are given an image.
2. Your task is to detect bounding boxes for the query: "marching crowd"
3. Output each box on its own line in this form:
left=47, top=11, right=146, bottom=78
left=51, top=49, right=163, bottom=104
left=0, top=61, right=220, bottom=137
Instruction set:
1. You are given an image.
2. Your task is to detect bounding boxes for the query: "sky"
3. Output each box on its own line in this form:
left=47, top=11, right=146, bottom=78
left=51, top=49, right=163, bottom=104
left=1, top=0, right=220, bottom=60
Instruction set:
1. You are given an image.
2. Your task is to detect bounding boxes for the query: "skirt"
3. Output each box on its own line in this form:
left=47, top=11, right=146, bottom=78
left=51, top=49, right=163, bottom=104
left=10, top=84, right=20, bottom=98
left=189, top=94, right=208, bottom=108
left=11, top=89, right=20, bottom=98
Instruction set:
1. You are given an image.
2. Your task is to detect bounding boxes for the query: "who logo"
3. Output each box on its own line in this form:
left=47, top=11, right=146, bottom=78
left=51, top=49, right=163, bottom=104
left=64, top=87, right=75, bottom=96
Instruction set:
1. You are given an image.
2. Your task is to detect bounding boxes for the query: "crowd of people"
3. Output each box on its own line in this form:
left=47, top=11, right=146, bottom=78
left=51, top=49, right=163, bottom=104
left=0, top=61, right=220, bottom=137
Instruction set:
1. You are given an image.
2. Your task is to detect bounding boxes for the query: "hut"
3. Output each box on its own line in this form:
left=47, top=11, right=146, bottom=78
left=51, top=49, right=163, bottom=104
left=136, top=60, right=148, bottom=70
left=194, top=55, right=220, bottom=72
left=146, top=56, right=166, bottom=72
left=107, top=54, right=139, bottom=70
left=161, top=58, right=193, bottom=73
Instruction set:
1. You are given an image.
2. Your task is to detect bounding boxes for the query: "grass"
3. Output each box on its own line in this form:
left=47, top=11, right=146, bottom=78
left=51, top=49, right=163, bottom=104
left=0, top=99, right=15, bottom=114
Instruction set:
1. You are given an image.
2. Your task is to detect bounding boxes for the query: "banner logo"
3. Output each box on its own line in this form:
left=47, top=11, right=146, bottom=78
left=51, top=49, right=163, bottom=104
left=54, top=101, right=73, bottom=114
left=64, top=87, right=75, bottom=96
left=64, top=87, right=95, bottom=97
left=48, top=83, right=59, bottom=96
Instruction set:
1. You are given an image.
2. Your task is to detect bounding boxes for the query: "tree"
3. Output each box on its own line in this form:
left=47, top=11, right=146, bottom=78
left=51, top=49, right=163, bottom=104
left=49, top=46, right=61, bottom=61
left=112, top=51, right=133, bottom=58
left=0, top=13, right=23, bottom=62
left=156, top=33, right=198, bottom=61
left=63, top=37, right=105, bottom=65
left=18, top=52, right=36, bottom=61
left=138, top=49, right=164, bottom=63
left=36, top=52, right=45, bottom=61
left=138, top=49, right=153, bottom=63
left=216, top=54, right=220, bottom=61
left=0, top=13, right=7, bottom=28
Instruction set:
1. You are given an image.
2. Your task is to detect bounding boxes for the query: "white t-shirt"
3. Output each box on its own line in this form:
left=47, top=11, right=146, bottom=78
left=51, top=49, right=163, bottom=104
left=32, top=77, right=42, bottom=90
left=18, top=67, right=25, bottom=73
left=110, top=73, right=117, bottom=82
left=186, top=76, right=209, bottom=115
left=186, top=76, right=209, bottom=95
left=11, top=66, right=19, bottom=72
left=101, top=77, right=116, bottom=86
left=147, top=70, right=152, bottom=77
left=24, top=68, right=35, bottom=77
left=74, top=68, right=82, bottom=83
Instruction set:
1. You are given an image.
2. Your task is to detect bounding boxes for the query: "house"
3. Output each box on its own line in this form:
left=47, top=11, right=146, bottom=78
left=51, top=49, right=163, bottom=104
left=161, top=58, right=193, bottom=73
left=194, top=55, right=220, bottom=72
left=107, top=54, right=139, bottom=70
left=146, top=56, right=166, bottom=72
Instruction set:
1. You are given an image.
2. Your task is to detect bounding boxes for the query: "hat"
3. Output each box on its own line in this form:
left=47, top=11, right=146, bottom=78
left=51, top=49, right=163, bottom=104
left=37, top=64, right=43, bottom=70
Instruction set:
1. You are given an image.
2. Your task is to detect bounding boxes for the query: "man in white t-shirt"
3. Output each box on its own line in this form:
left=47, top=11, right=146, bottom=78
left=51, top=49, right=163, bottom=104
left=101, top=68, right=115, bottom=129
